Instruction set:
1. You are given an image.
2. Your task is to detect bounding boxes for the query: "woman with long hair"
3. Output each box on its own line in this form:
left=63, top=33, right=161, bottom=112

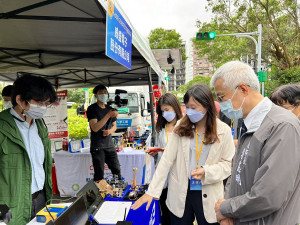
left=147, top=92, right=182, bottom=225
left=132, top=84, right=235, bottom=225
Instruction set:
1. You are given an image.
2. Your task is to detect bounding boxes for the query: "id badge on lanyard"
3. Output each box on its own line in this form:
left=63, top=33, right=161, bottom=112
left=190, top=177, right=202, bottom=190
left=191, top=127, right=205, bottom=190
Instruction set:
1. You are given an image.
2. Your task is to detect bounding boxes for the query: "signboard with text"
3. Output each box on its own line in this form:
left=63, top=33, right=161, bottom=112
left=43, top=90, right=68, bottom=153
left=116, top=118, right=132, bottom=128
left=106, top=0, right=132, bottom=69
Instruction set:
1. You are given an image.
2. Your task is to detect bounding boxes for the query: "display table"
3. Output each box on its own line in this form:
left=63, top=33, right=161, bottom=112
left=27, top=200, right=160, bottom=225
left=53, top=149, right=155, bottom=196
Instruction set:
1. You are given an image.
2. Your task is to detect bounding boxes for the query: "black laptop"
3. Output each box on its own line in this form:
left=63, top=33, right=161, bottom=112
left=46, top=196, right=89, bottom=225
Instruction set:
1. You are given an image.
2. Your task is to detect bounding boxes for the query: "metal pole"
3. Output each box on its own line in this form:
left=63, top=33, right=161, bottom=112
left=147, top=66, right=156, bottom=146
left=257, top=24, right=263, bottom=95
left=215, top=25, right=263, bottom=94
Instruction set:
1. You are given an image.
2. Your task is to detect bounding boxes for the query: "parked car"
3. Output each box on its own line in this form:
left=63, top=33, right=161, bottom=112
left=67, top=102, right=76, bottom=109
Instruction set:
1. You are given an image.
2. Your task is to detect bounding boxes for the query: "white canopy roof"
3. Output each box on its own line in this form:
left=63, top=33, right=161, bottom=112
left=0, top=0, right=164, bottom=88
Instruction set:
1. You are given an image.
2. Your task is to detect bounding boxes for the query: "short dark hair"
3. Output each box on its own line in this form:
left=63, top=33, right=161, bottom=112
left=11, top=74, right=57, bottom=106
left=155, top=93, right=182, bottom=132
left=2, top=85, right=13, bottom=97
left=174, top=84, right=218, bottom=144
left=93, top=85, right=107, bottom=94
left=270, top=84, right=300, bottom=107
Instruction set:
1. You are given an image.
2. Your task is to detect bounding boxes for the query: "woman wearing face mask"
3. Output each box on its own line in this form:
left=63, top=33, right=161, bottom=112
left=147, top=93, right=182, bottom=225
left=0, top=74, right=57, bottom=225
left=132, top=84, right=235, bottom=225
left=270, top=84, right=300, bottom=119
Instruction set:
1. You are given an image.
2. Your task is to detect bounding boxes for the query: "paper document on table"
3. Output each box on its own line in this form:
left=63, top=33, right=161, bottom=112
left=93, top=201, right=132, bottom=224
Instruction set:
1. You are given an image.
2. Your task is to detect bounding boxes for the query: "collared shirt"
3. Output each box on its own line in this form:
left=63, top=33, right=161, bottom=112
left=10, top=108, right=45, bottom=194
left=243, top=97, right=268, bottom=131
left=189, top=131, right=211, bottom=173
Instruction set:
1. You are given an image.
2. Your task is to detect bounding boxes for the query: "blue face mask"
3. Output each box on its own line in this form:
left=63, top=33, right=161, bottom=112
left=162, top=111, right=176, bottom=122
left=186, top=109, right=205, bottom=123
left=219, top=88, right=245, bottom=120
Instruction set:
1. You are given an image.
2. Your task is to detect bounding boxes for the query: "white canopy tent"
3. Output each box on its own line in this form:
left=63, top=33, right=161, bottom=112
left=0, top=0, right=164, bottom=88
left=0, top=0, right=164, bottom=137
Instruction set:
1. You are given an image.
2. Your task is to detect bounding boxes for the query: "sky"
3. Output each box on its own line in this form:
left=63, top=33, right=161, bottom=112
left=118, top=0, right=212, bottom=42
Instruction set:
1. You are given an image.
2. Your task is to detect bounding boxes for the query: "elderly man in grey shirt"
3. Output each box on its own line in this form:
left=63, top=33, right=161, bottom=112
left=212, top=61, right=300, bottom=225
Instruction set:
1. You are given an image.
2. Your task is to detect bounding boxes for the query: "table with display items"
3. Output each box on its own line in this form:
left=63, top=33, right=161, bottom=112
left=27, top=201, right=160, bottom=225
left=53, top=149, right=155, bottom=196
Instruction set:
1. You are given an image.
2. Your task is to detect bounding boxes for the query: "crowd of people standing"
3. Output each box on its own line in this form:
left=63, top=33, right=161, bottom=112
left=0, top=60, right=299, bottom=225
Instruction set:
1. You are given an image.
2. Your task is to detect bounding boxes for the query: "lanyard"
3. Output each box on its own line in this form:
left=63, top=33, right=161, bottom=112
left=195, top=127, right=205, bottom=169
left=166, top=123, right=169, bottom=143
left=230, top=119, right=235, bottom=129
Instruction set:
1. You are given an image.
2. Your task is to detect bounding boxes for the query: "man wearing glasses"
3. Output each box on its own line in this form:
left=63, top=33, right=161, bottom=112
left=0, top=74, right=57, bottom=225
left=212, top=61, right=300, bottom=225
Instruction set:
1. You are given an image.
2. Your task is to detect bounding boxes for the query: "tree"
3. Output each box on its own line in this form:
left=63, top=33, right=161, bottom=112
left=148, top=28, right=187, bottom=60
left=195, top=0, right=300, bottom=70
left=149, top=28, right=183, bottom=49
left=172, top=76, right=213, bottom=102
left=67, top=88, right=85, bottom=103
left=264, top=65, right=300, bottom=96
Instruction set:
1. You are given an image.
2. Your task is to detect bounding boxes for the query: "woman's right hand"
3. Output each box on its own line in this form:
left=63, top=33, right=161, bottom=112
left=146, top=148, right=158, bottom=157
left=131, top=193, right=153, bottom=211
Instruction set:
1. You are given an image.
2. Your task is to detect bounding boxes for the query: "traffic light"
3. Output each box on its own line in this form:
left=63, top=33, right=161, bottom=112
left=264, top=90, right=268, bottom=97
left=165, top=76, right=169, bottom=81
left=196, top=31, right=216, bottom=40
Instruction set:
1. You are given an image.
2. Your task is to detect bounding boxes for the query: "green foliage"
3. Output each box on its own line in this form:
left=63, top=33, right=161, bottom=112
left=264, top=66, right=300, bottom=96
left=68, top=109, right=89, bottom=139
left=149, top=28, right=183, bottom=49
left=172, top=76, right=214, bottom=102
left=196, top=0, right=300, bottom=70
left=148, top=28, right=187, bottom=60
left=72, top=103, right=80, bottom=109
left=67, top=88, right=85, bottom=103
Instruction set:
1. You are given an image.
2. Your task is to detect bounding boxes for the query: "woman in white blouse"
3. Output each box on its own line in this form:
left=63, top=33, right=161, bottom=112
left=132, top=84, right=235, bottom=225
left=147, top=93, right=182, bottom=225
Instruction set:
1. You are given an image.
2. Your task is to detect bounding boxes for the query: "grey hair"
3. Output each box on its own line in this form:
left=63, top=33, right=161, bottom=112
left=210, top=61, right=260, bottom=91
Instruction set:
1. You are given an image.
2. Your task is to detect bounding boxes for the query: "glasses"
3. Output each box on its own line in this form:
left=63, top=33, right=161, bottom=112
left=216, top=95, right=225, bottom=102
left=27, top=100, right=53, bottom=108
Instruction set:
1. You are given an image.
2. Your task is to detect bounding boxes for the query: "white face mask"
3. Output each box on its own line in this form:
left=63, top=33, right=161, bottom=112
left=3, top=101, right=13, bottom=109
left=98, top=94, right=108, bottom=103
left=23, top=102, right=47, bottom=119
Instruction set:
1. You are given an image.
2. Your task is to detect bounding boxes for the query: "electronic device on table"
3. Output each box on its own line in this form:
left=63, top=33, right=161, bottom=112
left=46, top=196, right=89, bottom=225
left=77, top=179, right=105, bottom=215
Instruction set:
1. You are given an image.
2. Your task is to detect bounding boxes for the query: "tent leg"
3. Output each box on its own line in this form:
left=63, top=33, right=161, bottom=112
left=147, top=66, right=155, bottom=147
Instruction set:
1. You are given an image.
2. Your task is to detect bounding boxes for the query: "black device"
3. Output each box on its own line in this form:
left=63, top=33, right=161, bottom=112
left=107, top=89, right=128, bottom=108
left=48, top=196, right=89, bottom=225
left=116, top=222, right=133, bottom=225
left=0, top=204, right=12, bottom=224
left=76, top=180, right=104, bottom=215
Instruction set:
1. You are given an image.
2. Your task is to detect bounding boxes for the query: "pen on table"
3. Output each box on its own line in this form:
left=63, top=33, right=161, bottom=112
left=124, top=207, right=127, bottom=221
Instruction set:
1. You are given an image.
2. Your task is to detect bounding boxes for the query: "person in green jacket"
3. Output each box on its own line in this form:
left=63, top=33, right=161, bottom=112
left=0, top=74, right=57, bottom=225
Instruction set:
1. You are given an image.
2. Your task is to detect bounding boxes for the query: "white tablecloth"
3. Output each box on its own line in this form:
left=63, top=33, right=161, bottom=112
left=53, top=149, right=155, bottom=196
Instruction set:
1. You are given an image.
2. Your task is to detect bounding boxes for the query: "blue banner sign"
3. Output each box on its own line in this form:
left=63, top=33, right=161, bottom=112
left=106, top=0, right=132, bottom=69
left=116, top=118, right=132, bottom=128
